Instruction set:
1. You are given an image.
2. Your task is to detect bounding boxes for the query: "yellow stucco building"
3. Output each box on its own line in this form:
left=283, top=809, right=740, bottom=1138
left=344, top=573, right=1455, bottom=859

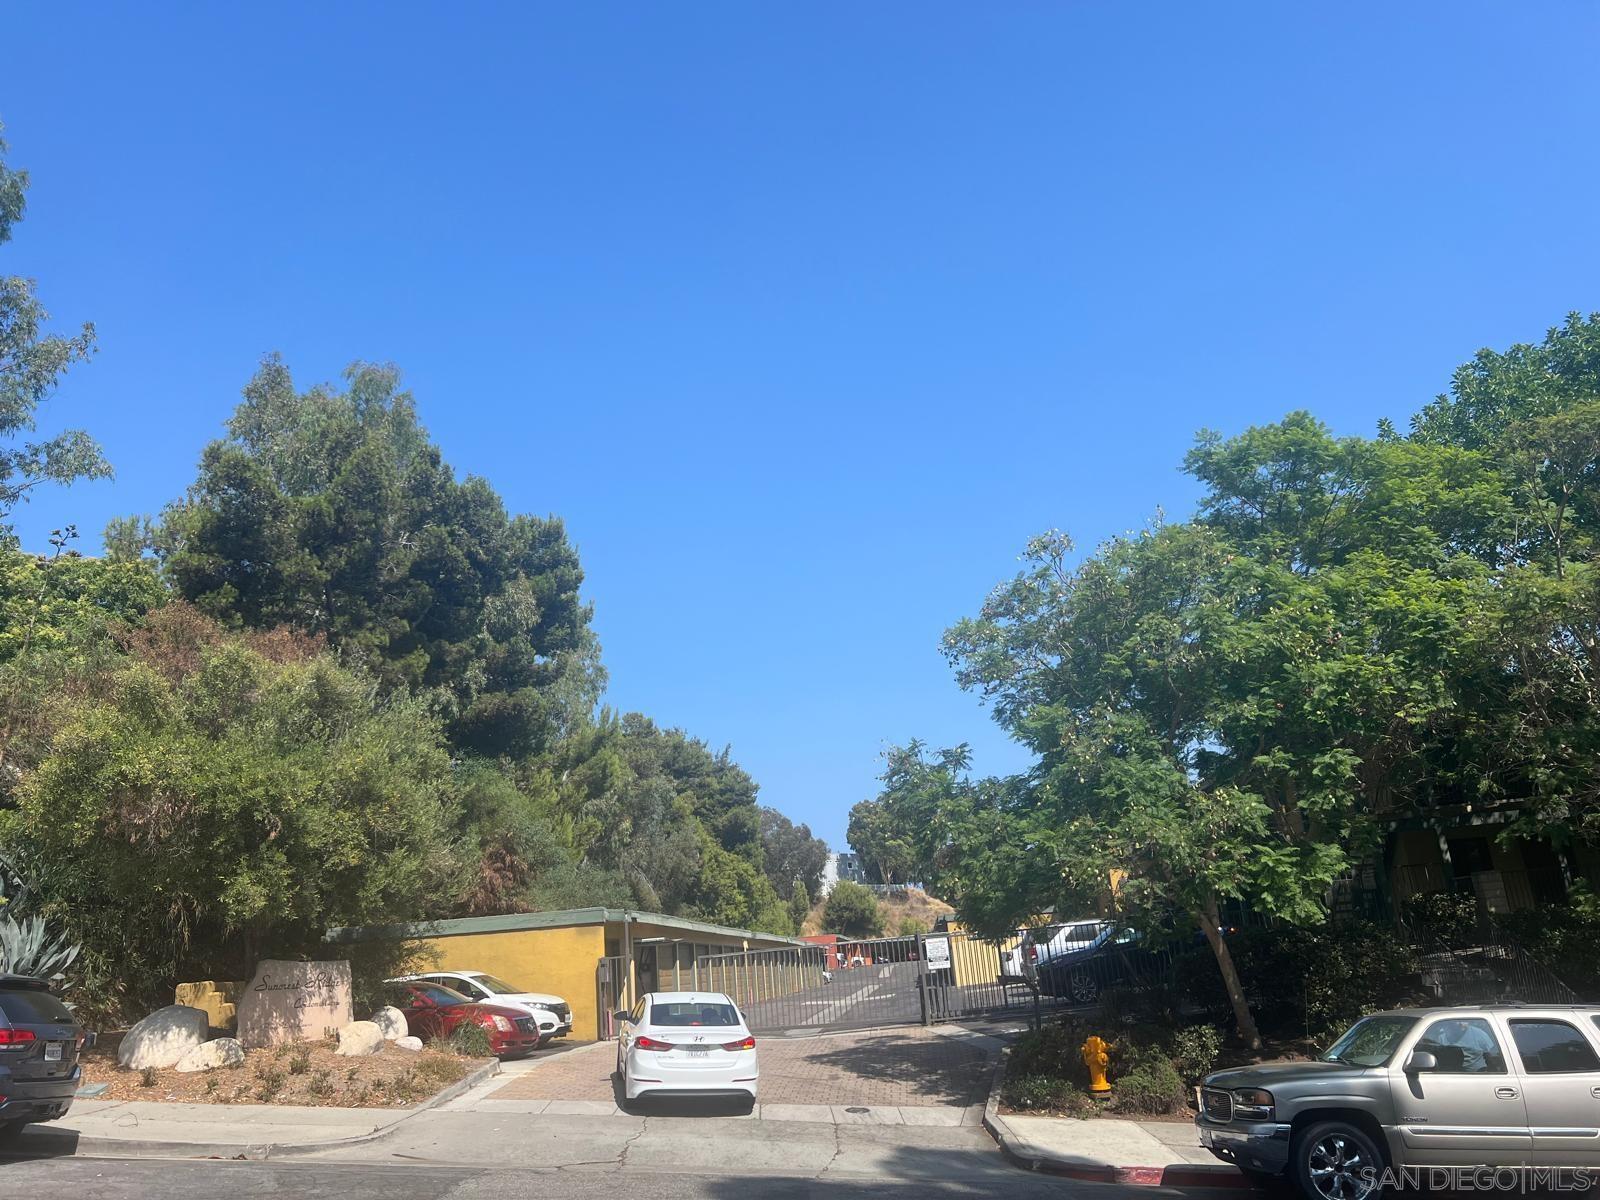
left=328, top=907, right=806, bottom=1040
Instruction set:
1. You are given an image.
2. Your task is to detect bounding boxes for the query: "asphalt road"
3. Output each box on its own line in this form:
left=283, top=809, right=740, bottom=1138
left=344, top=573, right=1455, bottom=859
left=0, top=1157, right=1248, bottom=1200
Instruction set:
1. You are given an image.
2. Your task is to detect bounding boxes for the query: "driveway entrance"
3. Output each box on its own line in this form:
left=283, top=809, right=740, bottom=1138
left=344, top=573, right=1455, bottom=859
left=484, top=1025, right=998, bottom=1113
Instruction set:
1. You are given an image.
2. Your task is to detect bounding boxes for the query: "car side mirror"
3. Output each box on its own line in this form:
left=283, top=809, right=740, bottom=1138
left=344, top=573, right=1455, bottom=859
left=1404, top=1051, right=1437, bottom=1073
left=613, top=1010, right=629, bottom=1024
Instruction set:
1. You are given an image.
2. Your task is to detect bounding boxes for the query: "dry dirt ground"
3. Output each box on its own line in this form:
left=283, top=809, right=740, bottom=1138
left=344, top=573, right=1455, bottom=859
left=80, top=1033, right=490, bottom=1108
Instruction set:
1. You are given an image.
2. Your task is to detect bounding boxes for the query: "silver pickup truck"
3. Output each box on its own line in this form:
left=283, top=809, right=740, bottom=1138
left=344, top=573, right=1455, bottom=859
left=1196, top=1004, right=1600, bottom=1200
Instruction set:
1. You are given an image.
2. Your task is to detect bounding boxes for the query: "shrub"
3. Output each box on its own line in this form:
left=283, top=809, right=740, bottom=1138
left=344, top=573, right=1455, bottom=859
left=1169, top=1025, right=1223, bottom=1083
left=139, top=1066, right=158, bottom=1088
left=447, top=1021, right=494, bottom=1058
left=1004, top=1072, right=1094, bottom=1115
left=288, top=1047, right=311, bottom=1075
left=416, top=1053, right=465, bottom=1084
left=1499, top=885, right=1600, bottom=994
left=823, top=882, right=884, bottom=937
left=1403, top=891, right=1480, bottom=950
left=253, top=1065, right=286, bottom=1101
left=1106, top=1046, right=1184, bottom=1116
left=307, top=1069, right=334, bottom=1097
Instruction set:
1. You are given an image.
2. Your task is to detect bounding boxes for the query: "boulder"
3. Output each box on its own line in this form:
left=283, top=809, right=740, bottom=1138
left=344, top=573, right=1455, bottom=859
left=370, top=1006, right=408, bottom=1040
left=117, top=1005, right=210, bottom=1071
left=236, top=959, right=353, bottom=1049
left=174, top=1037, right=246, bottom=1073
left=393, top=1035, right=424, bottom=1052
left=334, top=1020, right=384, bottom=1057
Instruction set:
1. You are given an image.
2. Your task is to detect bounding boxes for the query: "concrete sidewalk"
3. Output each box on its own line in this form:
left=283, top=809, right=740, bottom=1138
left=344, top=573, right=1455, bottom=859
left=981, top=1049, right=1251, bottom=1187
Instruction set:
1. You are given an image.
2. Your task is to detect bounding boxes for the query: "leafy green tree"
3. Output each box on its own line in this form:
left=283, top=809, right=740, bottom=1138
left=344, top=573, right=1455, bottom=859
left=3, top=606, right=461, bottom=1013
left=846, top=797, right=918, bottom=884
left=822, top=881, right=883, bottom=938
left=159, top=356, right=603, bottom=757
left=0, top=123, right=109, bottom=528
left=759, top=807, right=828, bottom=900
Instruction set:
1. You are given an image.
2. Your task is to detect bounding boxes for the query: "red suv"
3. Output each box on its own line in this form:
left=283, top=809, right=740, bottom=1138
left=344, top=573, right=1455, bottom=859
left=395, top=981, right=541, bottom=1058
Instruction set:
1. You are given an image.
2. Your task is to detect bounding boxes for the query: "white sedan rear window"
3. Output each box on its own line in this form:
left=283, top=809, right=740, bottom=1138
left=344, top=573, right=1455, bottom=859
left=652, top=1002, right=740, bottom=1026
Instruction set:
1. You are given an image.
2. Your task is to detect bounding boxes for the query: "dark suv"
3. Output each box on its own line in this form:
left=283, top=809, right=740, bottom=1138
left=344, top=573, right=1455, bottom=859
left=0, top=974, right=84, bottom=1135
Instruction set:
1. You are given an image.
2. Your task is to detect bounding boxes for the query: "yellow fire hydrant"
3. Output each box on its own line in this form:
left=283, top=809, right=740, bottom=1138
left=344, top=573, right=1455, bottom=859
left=1082, top=1035, right=1112, bottom=1097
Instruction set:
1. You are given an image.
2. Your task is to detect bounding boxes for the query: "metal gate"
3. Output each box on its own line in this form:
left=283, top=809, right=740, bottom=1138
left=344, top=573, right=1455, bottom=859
left=696, top=936, right=927, bottom=1033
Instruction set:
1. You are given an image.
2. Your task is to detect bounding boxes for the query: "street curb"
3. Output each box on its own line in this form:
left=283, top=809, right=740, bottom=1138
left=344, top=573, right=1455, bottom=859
left=20, top=1058, right=502, bottom=1162
left=981, top=1048, right=1254, bottom=1188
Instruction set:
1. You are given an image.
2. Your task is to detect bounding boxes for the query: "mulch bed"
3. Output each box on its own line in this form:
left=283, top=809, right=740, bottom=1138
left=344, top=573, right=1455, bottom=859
left=81, top=1032, right=489, bottom=1108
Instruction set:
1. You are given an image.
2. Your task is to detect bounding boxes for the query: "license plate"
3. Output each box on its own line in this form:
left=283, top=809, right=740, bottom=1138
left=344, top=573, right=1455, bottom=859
left=685, top=1045, right=710, bottom=1057
left=45, top=1042, right=64, bottom=1062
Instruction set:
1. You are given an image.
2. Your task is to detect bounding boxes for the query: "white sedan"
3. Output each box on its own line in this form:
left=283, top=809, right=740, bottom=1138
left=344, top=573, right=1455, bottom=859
left=614, top=991, right=758, bottom=1105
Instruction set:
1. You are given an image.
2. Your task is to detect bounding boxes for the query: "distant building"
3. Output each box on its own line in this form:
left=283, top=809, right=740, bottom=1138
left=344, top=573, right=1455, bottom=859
left=820, top=851, right=869, bottom=895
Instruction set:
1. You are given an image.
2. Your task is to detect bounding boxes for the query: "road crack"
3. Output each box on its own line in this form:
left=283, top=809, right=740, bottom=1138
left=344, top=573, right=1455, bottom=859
left=617, top=1115, right=648, bottom=1167
left=814, top=1121, right=844, bottom=1179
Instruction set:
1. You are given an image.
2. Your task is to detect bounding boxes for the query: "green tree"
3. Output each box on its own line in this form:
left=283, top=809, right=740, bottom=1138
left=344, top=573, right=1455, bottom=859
left=3, top=605, right=460, bottom=1014
left=0, top=123, right=109, bottom=528
left=759, top=807, right=828, bottom=900
left=822, top=881, right=883, bottom=937
left=846, top=797, right=917, bottom=885
left=159, top=356, right=603, bottom=757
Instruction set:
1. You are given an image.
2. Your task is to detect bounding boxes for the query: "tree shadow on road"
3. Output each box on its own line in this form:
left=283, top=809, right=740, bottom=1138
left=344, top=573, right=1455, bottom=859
left=776, top=1032, right=994, bottom=1107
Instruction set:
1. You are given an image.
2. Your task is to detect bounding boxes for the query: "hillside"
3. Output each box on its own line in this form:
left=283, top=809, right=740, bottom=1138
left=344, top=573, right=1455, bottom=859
left=801, top=886, right=955, bottom=937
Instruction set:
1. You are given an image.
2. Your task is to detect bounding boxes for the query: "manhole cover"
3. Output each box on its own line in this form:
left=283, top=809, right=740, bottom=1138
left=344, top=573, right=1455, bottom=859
left=844, top=1106, right=870, bottom=1114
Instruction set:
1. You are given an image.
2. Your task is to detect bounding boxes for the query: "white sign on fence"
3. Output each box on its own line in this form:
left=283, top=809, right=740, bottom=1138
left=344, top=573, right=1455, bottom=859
left=924, top=936, right=951, bottom=971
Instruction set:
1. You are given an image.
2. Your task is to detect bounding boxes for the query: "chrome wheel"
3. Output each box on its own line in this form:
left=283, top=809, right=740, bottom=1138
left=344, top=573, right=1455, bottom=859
left=1305, top=1131, right=1377, bottom=1200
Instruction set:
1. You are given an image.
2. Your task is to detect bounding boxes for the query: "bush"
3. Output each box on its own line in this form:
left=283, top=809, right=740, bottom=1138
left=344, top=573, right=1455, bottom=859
left=823, top=882, right=884, bottom=937
left=1106, top=1045, right=1184, bottom=1116
left=1499, top=885, right=1600, bottom=994
left=1403, top=891, right=1480, bottom=950
left=1169, top=1025, right=1223, bottom=1083
left=447, top=1021, right=494, bottom=1058
left=1005, top=1072, right=1094, bottom=1115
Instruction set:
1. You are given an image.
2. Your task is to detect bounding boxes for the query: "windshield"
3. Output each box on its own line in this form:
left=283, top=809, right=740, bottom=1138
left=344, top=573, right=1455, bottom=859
left=473, top=975, right=523, bottom=995
left=1322, top=1015, right=1417, bottom=1067
left=651, top=1002, right=741, bottom=1027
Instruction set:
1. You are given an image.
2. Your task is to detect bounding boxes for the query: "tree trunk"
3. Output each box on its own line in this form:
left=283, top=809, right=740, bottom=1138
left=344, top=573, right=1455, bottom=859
left=1195, top=899, right=1262, bottom=1050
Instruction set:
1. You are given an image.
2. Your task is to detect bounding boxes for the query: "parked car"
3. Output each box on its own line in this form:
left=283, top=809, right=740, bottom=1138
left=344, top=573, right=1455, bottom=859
left=397, top=970, right=571, bottom=1044
left=1196, top=1004, right=1600, bottom=1199
left=388, top=980, right=542, bottom=1058
left=999, top=919, right=1106, bottom=981
left=0, top=974, right=88, bottom=1137
left=612, top=991, right=757, bottom=1108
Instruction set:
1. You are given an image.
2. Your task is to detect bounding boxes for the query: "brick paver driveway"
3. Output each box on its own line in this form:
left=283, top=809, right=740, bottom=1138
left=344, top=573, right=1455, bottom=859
left=489, top=1026, right=996, bottom=1108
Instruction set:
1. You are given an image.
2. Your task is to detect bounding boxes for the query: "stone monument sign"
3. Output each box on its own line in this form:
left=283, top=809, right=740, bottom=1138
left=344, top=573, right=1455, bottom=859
left=236, top=959, right=354, bottom=1048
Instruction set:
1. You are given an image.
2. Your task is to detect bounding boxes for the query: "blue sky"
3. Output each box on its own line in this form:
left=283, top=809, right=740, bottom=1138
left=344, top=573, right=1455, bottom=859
left=4, top=4, right=1597, bottom=847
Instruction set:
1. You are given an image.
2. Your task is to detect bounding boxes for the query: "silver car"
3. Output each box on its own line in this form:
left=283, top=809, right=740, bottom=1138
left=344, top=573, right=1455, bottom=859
left=1196, top=1004, right=1600, bottom=1199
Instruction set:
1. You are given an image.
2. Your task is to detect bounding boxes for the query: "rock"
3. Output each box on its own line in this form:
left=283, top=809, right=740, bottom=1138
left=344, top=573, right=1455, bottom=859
left=334, top=1020, right=384, bottom=1057
left=393, top=1036, right=424, bottom=1052
left=370, top=1005, right=408, bottom=1040
left=236, top=959, right=353, bottom=1049
left=117, top=1005, right=210, bottom=1070
left=174, top=1037, right=246, bottom=1073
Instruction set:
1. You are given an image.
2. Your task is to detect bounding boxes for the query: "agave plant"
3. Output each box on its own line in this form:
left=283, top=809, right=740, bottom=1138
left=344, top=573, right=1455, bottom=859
left=0, top=912, right=81, bottom=982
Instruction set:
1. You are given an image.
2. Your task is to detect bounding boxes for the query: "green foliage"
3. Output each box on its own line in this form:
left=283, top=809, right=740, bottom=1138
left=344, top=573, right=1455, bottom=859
left=823, top=881, right=883, bottom=937
left=0, top=911, right=79, bottom=982
left=0, top=126, right=109, bottom=529
left=1005, top=1018, right=1195, bottom=1117
left=1173, top=922, right=1422, bottom=1040
left=1402, top=891, right=1480, bottom=951
left=447, top=1020, right=494, bottom=1058
left=6, top=605, right=461, bottom=1011
left=1169, top=1025, right=1223, bottom=1083
left=759, top=808, right=828, bottom=901
left=896, top=917, right=929, bottom=937
left=1499, top=885, right=1600, bottom=994
left=847, top=795, right=920, bottom=885
left=158, top=356, right=603, bottom=758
